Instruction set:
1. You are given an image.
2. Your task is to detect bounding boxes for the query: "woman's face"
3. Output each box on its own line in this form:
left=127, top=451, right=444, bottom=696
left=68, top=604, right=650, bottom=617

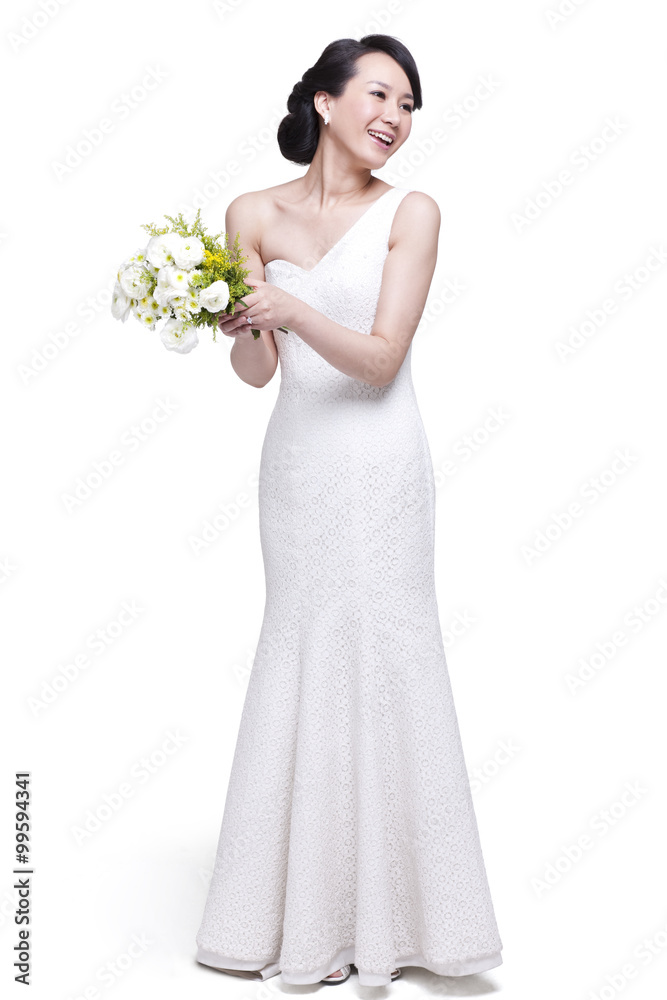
left=319, top=51, right=415, bottom=166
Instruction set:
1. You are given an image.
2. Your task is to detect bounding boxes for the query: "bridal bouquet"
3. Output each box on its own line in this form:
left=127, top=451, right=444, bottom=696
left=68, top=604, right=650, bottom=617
left=111, top=209, right=289, bottom=353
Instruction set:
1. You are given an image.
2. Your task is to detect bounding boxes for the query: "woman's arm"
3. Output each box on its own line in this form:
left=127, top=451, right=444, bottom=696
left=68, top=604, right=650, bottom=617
left=222, top=193, right=279, bottom=388
left=282, top=191, right=440, bottom=387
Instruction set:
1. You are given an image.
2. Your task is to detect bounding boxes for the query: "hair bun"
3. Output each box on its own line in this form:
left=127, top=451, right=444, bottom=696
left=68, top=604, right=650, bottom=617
left=277, top=35, right=421, bottom=166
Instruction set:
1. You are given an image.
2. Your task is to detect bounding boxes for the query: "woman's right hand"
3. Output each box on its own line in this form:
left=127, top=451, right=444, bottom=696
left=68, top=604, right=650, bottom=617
left=217, top=307, right=257, bottom=339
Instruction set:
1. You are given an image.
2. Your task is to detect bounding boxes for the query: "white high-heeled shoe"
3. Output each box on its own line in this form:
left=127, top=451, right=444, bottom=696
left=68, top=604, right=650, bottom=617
left=320, top=965, right=402, bottom=984
left=321, top=964, right=351, bottom=984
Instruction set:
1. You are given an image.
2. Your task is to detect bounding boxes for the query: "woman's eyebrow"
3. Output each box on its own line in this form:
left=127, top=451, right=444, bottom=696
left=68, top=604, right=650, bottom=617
left=365, top=79, right=414, bottom=100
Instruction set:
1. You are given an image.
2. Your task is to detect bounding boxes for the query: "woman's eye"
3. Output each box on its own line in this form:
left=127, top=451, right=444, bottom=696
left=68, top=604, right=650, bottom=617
left=371, top=91, right=413, bottom=112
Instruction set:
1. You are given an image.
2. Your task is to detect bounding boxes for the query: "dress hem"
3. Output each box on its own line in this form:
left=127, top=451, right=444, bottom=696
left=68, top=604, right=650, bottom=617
left=196, top=945, right=503, bottom=985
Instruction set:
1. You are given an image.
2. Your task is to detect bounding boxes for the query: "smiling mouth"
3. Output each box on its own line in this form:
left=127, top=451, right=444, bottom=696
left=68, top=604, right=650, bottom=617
left=368, top=129, right=394, bottom=148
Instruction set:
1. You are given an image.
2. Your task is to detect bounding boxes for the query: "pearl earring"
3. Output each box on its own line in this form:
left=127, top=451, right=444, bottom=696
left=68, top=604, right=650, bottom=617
left=323, top=113, right=329, bottom=125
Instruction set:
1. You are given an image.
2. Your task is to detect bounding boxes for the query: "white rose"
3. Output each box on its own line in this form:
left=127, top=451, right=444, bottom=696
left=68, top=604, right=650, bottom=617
left=119, top=263, right=152, bottom=299
left=154, top=264, right=191, bottom=304
left=153, top=282, right=171, bottom=307
left=111, top=281, right=132, bottom=322
left=146, top=232, right=184, bottom=269
left=198, top=279, right=230, bottom=313
left=160, top=318, right=199, bottom=354
left=171, top=235, right=205, bottom=269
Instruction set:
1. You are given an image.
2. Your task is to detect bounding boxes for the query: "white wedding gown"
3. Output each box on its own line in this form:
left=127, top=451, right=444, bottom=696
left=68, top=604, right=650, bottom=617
left=195, top=186, right=503, bottom=986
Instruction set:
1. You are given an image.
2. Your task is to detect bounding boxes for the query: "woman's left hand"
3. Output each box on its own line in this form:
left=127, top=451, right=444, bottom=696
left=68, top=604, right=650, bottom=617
left=224, top=280, right=294, bottom=333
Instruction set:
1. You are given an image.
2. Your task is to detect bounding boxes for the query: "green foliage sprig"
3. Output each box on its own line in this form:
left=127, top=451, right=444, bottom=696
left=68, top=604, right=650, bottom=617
left=140, top=209, right=264, bottom=340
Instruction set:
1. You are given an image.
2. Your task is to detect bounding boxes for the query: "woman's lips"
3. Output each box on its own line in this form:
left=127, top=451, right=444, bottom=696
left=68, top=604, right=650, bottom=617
left=368, top=131, right=391, bottom=150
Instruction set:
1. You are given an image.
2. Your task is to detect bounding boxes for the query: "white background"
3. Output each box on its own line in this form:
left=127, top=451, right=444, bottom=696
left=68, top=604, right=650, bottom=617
left=2, top=1, right=666, bottom=998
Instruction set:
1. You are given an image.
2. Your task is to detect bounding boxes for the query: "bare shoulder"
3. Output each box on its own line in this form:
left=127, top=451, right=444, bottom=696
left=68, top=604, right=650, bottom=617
left=225, top=189, right=265, bottom=231
left=389, top=189, right=440, bottom=252
left=394, top=189, right=441, bottom=226
left=226, top=183, right=296, bottom=223
left=225, top=184, right=296, bottom=254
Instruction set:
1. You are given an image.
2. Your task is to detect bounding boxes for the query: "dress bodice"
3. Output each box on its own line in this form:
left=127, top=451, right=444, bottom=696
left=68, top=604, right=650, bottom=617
left=263, top=186, right=415, bottom=406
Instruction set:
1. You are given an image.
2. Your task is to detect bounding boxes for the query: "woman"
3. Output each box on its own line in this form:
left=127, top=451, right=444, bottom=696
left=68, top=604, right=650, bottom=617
left=195, top=34, right=503, bottom=987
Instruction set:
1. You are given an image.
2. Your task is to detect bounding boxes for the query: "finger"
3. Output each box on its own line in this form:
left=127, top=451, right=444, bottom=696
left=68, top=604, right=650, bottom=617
left=218, top=310, right=241, bottom=326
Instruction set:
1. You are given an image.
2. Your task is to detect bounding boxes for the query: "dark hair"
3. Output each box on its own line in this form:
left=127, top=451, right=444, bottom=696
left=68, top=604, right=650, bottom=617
left=277, top=34, right=422, bottom=166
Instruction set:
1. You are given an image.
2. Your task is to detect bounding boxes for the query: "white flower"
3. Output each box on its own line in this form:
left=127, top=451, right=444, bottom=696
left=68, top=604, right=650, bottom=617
left=117, top=247, right=150, bottom=281
left=137, top=311, right=159, bottom=332
left=154, top=300, right=172, bottom=320
left=171, top=235, right=205, bottom=269
left=172, top=299, right=189, bottom=322
left=154, top=264, right=191, bottom=302
left=153, top=282, right=171, bottom=307
left=111, top=281, right=132, bottom=322
left=130, top=298, right=155, bottom=331
left=119, top=263, right=152, bottom=299
left=199, top=279, right=230, bottom=313
left=171, top=291, right=201, bottom=321
left=160, top=318, right=199, bottom=354
left=146, top=232, right=185, bottom=269
left=131, top=293, right=168, bottom=330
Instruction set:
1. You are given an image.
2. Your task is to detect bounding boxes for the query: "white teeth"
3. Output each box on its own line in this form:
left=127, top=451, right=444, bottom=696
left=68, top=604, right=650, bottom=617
left=368, top=129, right=393, bottom=145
